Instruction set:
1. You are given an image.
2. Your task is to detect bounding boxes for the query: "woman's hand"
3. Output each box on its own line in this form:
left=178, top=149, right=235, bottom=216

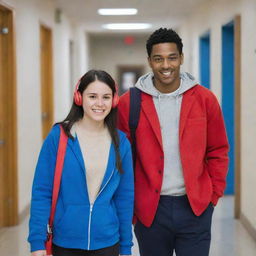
left=31, top=250, right=47, bottom=256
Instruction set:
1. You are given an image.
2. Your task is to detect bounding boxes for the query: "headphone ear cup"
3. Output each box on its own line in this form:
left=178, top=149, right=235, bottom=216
left=74, top=91, right=83, bottom=106
left=112, top=93, right=119, bottom=108
left=73, top=79, right=83, bottom=106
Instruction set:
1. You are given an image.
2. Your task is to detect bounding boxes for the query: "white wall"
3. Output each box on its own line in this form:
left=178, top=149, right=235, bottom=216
left=14, top=0, right=56, bottom=216
left=53, top=12, right=73, bottom=122
left=240, top=0, right=256, bottom=229
left=54, top=19, right=90, bottom=121
left=73, top=26, right=89, bottom=81
left=179, top=0, right=256, bottom=234
left=2, top=0, right=89, bottom=216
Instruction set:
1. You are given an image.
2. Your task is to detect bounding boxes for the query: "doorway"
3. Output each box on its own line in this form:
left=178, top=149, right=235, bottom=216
left=0, top=4, right=18, bottom=227
left=199, top=32, right=210, bottom=89
left=117, top=65, right=144, bottom=95
left=222, top=16, right=241, bottom=218
left=69, top=40, right=75, bottom=102
left=233, top=16, right=241, bottom=218
left=222, top=20, right=235, bottom=195
left=40, top=25, right=54, bottom=140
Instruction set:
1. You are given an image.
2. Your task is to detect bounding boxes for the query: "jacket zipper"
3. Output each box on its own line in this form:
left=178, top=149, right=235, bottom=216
left=87, top=169, right=115, bottom=250
left=87, top=204, right=93, bottom=249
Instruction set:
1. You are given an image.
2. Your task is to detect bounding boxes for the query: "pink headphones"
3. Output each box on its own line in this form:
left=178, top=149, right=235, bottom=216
left=73, top=79, right=119, bottom=108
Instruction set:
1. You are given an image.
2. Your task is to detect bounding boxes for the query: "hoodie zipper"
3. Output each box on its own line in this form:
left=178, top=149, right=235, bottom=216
left=87, top=204, right=93, bottom=249
left=87, top=168, right=115, bottom=250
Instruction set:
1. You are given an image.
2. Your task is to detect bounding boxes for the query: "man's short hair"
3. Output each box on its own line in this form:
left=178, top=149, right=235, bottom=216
left=146, top=28, right=183, bottom=57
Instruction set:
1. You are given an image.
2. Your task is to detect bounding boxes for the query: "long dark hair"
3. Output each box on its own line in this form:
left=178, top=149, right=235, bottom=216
left=59, top=69, right=122, bottom=173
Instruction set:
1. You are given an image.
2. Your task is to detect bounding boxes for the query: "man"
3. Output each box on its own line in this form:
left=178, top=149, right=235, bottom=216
left=117, top=28, right=229, bottom=256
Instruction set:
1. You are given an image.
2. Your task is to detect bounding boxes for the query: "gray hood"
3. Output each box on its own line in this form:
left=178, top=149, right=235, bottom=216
left=134, top=71, right=198, bottom=96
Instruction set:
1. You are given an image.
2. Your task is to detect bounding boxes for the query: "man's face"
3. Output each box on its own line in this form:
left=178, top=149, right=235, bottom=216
left=148, top=42, right=183, bottom=93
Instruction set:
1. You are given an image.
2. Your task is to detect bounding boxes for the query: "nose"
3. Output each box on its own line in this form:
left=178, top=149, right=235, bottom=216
left=162, top=58, right=170, bottom=69
left=96, top=97, right=104, bottom=106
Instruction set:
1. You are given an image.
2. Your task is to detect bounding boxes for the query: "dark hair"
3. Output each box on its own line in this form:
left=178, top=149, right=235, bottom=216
left=146, top=28, right=183, bottom=57
left=58, top=69, right=123, bottom=173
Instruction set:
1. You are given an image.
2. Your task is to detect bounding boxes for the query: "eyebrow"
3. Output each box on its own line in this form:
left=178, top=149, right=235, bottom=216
left=86, top=92, right=112, bottom=95
left=152, top=53, right=179, bottom=57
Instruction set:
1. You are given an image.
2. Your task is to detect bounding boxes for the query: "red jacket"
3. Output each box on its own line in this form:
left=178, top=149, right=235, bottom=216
left=118, top=84, right=229, bottom=227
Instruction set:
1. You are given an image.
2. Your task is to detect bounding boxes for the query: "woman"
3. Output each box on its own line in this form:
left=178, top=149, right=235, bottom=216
left=28, top=70, right=134, bottom=256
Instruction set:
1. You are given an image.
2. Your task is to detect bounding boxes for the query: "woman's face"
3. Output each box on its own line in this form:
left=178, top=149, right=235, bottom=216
left=82, top=80, right=113, bottom=123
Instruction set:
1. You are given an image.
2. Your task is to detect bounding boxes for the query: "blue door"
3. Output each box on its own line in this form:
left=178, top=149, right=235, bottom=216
left=199, top=33, right=210, bottom=89
left=221, top=21, right=235, bottom=194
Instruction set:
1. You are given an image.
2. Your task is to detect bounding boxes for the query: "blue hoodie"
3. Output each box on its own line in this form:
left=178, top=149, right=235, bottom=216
left=28, top=125, right=134, bottom=255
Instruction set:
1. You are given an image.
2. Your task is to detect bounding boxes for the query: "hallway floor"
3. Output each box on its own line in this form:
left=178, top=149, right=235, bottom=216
left=0, top=196, right=255, bottom=256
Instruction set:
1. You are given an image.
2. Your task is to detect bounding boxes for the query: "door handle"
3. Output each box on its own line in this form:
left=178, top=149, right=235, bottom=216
left=0, top=139, right=5, bottom=146
left=0, top=27, right=9, bottom=34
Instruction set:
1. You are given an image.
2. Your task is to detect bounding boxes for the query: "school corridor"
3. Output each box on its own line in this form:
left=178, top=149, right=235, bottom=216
left=0, top=0, right=256, bottom=255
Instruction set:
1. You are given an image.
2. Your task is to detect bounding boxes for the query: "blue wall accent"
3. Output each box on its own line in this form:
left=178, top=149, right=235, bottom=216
left=222, top=21, right=235, bottom=194
left=199, top=33, right=210, bottom=89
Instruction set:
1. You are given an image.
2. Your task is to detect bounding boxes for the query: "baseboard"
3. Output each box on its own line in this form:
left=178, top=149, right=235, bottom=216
left=240, top=212, right=256, bottom=241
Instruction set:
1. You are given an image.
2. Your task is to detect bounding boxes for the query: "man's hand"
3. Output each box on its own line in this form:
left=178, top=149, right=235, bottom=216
left=31, top=250, right=47, bottom=256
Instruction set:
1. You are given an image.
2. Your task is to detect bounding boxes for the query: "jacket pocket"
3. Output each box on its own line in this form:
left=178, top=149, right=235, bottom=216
left=54, top=204, right=89, bottom=239
left=91, top=204, right=119, bottom=241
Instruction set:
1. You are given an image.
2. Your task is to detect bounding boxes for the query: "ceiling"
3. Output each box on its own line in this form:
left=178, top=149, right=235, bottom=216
left=55, top=0, right=209, bottom=34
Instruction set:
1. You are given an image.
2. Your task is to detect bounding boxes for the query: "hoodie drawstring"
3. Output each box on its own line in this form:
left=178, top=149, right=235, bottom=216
left=158, top=94, right=162, bottom=129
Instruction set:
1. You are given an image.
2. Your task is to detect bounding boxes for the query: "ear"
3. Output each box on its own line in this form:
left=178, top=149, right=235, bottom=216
left=147, top=56, right=153, bottom=69
left=181, top=53, right=184, bottom=65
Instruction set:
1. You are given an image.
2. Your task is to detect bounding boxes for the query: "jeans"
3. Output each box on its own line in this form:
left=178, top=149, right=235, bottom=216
left=134, top=195, right=214, bottom=256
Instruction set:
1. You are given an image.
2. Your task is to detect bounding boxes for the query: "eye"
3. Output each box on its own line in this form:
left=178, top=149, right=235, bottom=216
left=153, top=57, right=162, bottom=63
left=103, top=95, right=111, bottom=100
left=89, top=95, right=96, bottom=99
left=169, top=56, right=178, bottom=61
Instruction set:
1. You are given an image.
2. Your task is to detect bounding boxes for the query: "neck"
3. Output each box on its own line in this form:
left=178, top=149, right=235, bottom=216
left=77, top=117, right=106, bottom=134
left=154, top=78, right=181, bottom=94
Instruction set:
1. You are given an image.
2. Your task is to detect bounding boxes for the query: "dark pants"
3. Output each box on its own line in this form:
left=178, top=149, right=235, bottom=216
left=52, top=242, right=119, bottom=256
left=134, top=195, right=214, bottom=256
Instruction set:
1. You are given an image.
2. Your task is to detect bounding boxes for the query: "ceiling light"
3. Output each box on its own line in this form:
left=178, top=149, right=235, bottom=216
left=98, top=8, right=138, bottom=15
left=102, top=23, right=152, bottom=30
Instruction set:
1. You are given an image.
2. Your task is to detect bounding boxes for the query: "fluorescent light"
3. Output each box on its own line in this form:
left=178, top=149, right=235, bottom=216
left=102, top=23, right=152, bottom=30
left=98, top=8, right=138, bottom=15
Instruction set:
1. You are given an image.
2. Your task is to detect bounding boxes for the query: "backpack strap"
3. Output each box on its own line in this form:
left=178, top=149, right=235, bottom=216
left=129, top=87, right=141, bottom=168
left=48, top=125, right=68, bottom=234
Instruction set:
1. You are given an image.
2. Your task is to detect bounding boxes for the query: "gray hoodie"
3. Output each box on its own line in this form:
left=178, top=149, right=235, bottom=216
left=135, top=72, right=198, bottom=196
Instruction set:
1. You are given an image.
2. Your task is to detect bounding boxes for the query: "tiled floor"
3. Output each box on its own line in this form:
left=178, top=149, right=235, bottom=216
left=0, top=196, right=255, bottom=256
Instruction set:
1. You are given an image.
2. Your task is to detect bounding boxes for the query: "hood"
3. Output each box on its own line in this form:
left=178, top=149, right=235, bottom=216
left=134, top=71, right=198, bottom=97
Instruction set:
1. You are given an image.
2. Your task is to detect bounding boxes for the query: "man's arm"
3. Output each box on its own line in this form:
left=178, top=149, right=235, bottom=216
left=206, top=94, right=229, bottom=205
